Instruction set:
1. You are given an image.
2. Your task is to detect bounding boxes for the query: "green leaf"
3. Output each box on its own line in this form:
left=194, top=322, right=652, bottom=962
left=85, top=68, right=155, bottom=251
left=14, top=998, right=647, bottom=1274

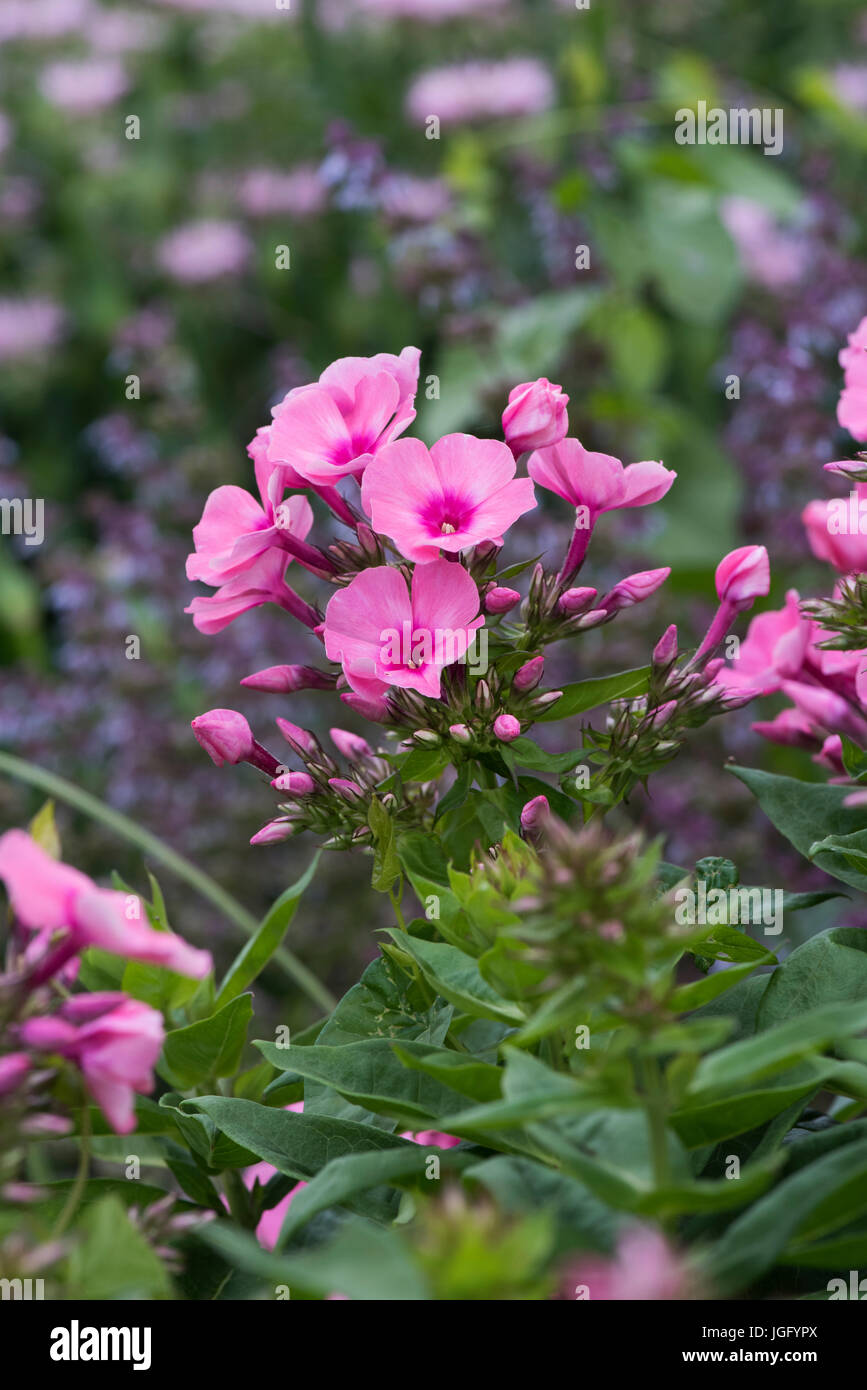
left=536, top=667, right=650, bottom=722
left=397, top=745, right=450, bottom=783
left=215, top=854, right=320, bottom=1009
left=277, top=1143, right=471, bottom=1246
left=756, top=928, right=867, bottom=1029
left=505, top=737, right=586, bottom=774
left=730, top=766, right=865, bottom=888
left=670, top=958, right=772, bottom=1013
left=688, top=1000, right=867, bottom=1095
left=809, top=829, right=867, bottom=892
left=671, top=1060, right=832, bottom=1148
left=368, top=797, right=401, bottom=894
left=199, top=1216, right=431, bottom=1301
left=391, top=1041, right=503, bottom=1103
left=66, top=1196, right=171, bottom=1299
left=254, top=1037, right=478, bottom=1128
left=387, top=931, right=524, bottom=1025
left=183, top=1096, right=418, bottom=1185
left=466, top=1155, right=619, bottom=1256
left=160, top=993, right=253, bottom=1089
left=708, top=1139, right=867, bottom=1294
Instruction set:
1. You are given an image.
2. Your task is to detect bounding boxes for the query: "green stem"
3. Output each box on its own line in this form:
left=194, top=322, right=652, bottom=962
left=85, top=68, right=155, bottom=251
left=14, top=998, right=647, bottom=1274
left=638, top=1051, right=670, bottom=1192
left=222, top=1168, right=256, bottom=1230
left=0, top=750, right=333, bottom=1012
left=52, top=1099, right=90, bottom=1239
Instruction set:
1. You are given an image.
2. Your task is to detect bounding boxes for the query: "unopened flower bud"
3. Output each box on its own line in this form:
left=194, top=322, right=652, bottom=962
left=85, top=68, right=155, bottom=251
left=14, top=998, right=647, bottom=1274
left=449, top=724, right=472, bottom=744
left=513, top=655, right=544, bottom=692
left=520, top=794, right=550, bottom=832
left=340, top=690, right=392, bottom=723
left=475, top=679, right=493, bottom=712
left=192, top=709, right=255, bottom=766
left=356, top=522, right=381, bottom=560
left=276, top=717, right=319, bottom=757
left=241, top=665, right=336, bottom=693
left=328, top=777, right=365, bottom=801
left=330, top=728, right=373, bottom=761
left=652, top=625, right=678, bottom=668
left=651, top=700, right=678, bottom=730
left=574, top=608, right=609, bottom=630
left=271, top=771, right=316, bottom=795
left=558, top=586, right=597, bottom=615
left=493, top=713, right=521, bottom=742
left=412, top=729, right=441, bottom=746
left=601, top=568, right=670, bottom=615
left=528, top=689, right=563, bottom=713
left=715, top=545, right=770, bottom=611
left=502, top=377, right=569, bottom=457
left=485, top=586, right=521, bottom=615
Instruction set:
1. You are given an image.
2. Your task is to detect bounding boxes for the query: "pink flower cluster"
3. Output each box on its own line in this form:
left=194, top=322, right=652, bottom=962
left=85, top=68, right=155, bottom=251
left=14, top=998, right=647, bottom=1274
left=185, top=345, right=770, bottom=845
left=0, top=831, right=211, bottom=1133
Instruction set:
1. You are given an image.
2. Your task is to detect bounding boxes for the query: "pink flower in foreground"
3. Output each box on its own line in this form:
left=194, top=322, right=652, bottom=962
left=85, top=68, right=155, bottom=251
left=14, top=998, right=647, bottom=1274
left=0, top=1053, right=30, bottom=1096
left=157, top=219, right=251, bottom=284
left=185, top=549, right=319, bottom=635
left=0, top=831, right=211, bottom=979
left=22, top=995, right=164, bottom=1135
left=266, top=347, right=421, bottom=487
left=361, top=433, right=536, bottom=562
left=528, top=439, right=675, bottom=577
left=323, top=559, right=483, bottom=698
left=186, top=470, right=313, bottom=587
left=502, top=378, right=569, bottom=457
left=715, top=590, right=810, bottom=695
left=529, top=440, right=675, bottom=515
left=562, top=1227, right=691, bottom=1301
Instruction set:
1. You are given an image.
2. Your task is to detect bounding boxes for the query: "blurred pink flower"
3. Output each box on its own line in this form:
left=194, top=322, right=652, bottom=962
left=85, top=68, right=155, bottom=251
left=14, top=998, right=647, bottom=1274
left=0, top=298, right=64, bottom=362
left=238, top=165, right=326, bottom=219
left=831, top=64, right=867, bottom=112
left=267, top=347, right=420, bottom=487
left=720, top=196, right=806, bottom=291
left=361, top=433, right=536, bottom=562
left=323, top=559, right=483, bottom=698
left=357, top=0, right=508, bottom=18
left=803, top=487, right=867, bottom=573
left=157, top=220, right=252, bottom=283
left=22, top=996, right=164, bottom=1135
left=0, top=831, right=212, bottom=979
left=563, top=1226, right=692, bottom=1301
left=0, top=0, right=92, bottom=43
left=378, top=174, right=451, bottom=223
left=85, top=9, right=164, bottom=53
left=406, top=58, right=554, bottom=125
left=39, top=58, right=129, bottom=114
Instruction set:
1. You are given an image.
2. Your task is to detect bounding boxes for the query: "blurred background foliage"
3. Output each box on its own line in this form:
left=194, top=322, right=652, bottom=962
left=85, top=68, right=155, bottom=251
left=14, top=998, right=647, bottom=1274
left=1, top=0, right=867, bottom=1019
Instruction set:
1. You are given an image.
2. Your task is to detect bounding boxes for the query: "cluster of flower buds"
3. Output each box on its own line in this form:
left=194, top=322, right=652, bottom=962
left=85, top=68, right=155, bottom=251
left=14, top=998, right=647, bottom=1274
left=466, top=817, right=699, bottom=1020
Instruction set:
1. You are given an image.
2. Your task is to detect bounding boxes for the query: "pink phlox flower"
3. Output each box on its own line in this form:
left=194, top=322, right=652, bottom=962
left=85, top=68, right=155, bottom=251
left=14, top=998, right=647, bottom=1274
left=323, top=558, right=483, bottom=698
left=360, top=433, right=536, bottom=562
left=266, top=347, right=421, bottom=487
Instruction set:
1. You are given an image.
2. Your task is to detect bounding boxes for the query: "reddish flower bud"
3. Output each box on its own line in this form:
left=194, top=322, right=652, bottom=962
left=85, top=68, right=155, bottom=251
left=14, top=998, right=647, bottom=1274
left=558, top=586, right=598, bottom=615
left=714, top=545, right=770, bottom=611
left=485, top=586, right=521, bottom=615
left=191, top=709, right=255, bottom=766
left=652, top=624, right=678, bottom=668
left=329, top=728, right=373, bottom=761
left=513, top=655, right=545, bottom=692
left=493, top=713, right=521, bottom=742
left=271, top=772, right=316, bottom=795
left=520, top=794, right=550, bottom=831
left=275, top=717, right=318, bottom=756
left=502, top=378, right=569, bottom=457
left=241, top=665, right=336, bottom=693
